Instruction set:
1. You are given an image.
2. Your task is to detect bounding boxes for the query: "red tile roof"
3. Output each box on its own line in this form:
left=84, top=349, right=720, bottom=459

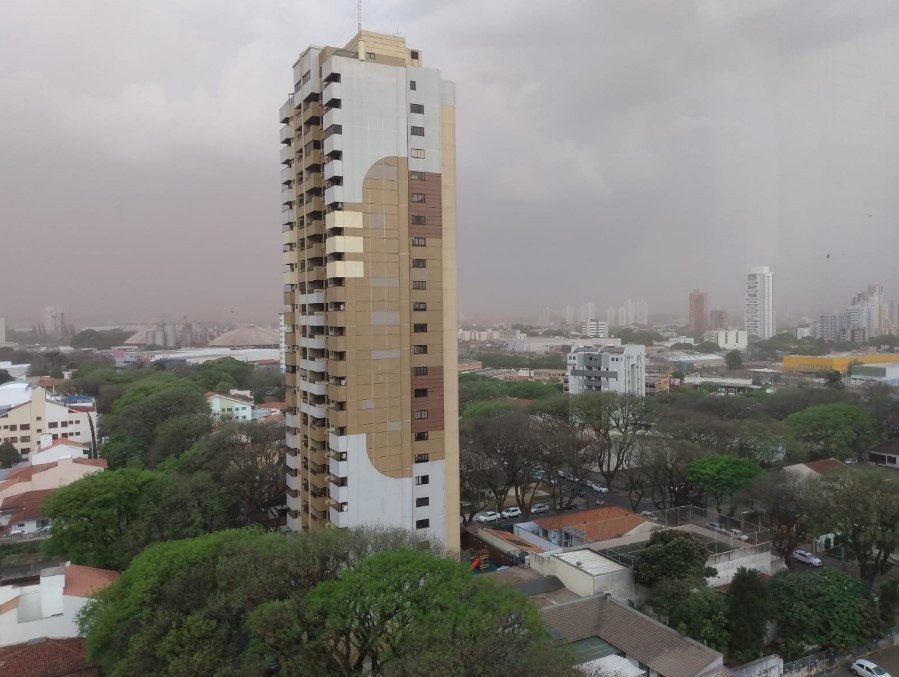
left=803, top=458, right=847, bottom=475
left=0, top=488, right=56, bottom=533
left=63, top=564, right=119, bottom=597
left=486, top=528, right=544, bottom=554
left=533, top=506, right=647, bottom=543
left=73, top=458, right=107, bottom=469
left=41, top=438, right=89, bottom=451
left=0, top=637, right=97, bottom=677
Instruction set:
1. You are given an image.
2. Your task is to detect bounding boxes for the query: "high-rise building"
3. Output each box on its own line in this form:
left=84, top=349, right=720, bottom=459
left=709, top=309, right=728, bottom=331
left=562, top=306, right=574, bottom=325
left=579, top=320, right=608, bottom=338
left=578, top=302, right=597, bottom=324
left=635, top=299, right=649, bottom=325
left=849, top=285, right=891, bottom=340
left=688, top=289, right=708, bottom=334
left=745, top=266, right=775, bottom=339
left=279, top=31, right=459, bottom=550
left=606, top=306, right=617, bottom=326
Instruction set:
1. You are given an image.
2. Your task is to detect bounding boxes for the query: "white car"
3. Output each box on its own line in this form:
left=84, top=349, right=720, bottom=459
left=792, top=549, right=823, bottom=567
left=500, top=507, right=522, bottom=519
left=729, top=528, right=749, bottom=541
left=557, top=470, right=576, bottom=482
left=475, top=511, right=500, bottom=523
left=530, top=504, right=551, bottom=515
left=585, top=481, right=609, bottom=494
left=7, top=527, right=28, bottom=537
left=850, top=658, right=891, bottom=677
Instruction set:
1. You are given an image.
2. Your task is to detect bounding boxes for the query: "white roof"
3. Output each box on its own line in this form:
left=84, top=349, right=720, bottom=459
left=579, top=655, right=644, bottom=676
left=0, top=382, right=32, bottom=408
left=554, top=549, right=626, bottom=576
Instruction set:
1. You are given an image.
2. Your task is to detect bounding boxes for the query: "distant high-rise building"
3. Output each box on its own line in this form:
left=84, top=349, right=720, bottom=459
left=814, top=312, right=848, bottom=343
left=538, top=306, right=552, bottom=327
left=606, top=306, right=617, bottom=326
left=280, top=31, right=459, bottom=549
left=635, top=300, right=649, bottom=325
left=709, top=309, right=728, bottom=331
left=578, top=302, right=596, bottom=324
left=580, top=320, right=608, bottom=338
left=562, top=306, right=574, bottom=325
left=688, top=289, right=708, bottom=334
left=745, top=266, right=775, bottom=340
left=849, top=284, right=891, bottom=340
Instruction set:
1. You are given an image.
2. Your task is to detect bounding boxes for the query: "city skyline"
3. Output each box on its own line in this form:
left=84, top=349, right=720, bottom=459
left=3, top=2, right=899, bottom=326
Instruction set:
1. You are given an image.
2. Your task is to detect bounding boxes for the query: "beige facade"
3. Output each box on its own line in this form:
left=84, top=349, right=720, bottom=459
left=0, top=457, right=107, bottom=502
left=0, top=385, right=97, bottom=458
left=281, top=31, right=459, bottom=550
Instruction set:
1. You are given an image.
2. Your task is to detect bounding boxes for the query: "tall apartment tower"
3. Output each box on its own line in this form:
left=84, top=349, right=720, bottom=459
left=745, top=266, right=775, bottom=339
left=709, top=309, right=728, bottom=331
left=279, top=31, right=459, bottom=551
left=688, top=289, right=708, bottom=334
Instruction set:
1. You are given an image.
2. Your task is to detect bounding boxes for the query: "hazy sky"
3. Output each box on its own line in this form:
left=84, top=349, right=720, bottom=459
left=3, top=1, right=899, bottom=327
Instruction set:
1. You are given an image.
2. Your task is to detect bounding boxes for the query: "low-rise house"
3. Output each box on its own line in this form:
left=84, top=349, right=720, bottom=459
left=206, top=392, right=255, bottom=421
left=783, top=457, right=847, bottom=480
left=868, top=439, right=899, bottom=469
left=0, top=489, right=55, bottom=536
left=540, top=594, right=729, bottom=677
left=0, top=457, right=106, bottom=502
left=28, top=438, right=91, bottom=465
left=514, top=506, right=651, bottom=550
left=0, top=564, right=118, bottom=647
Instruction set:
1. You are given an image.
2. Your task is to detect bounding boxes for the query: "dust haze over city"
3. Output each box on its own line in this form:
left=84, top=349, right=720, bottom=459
left=3, top=1, right=899, bottom=329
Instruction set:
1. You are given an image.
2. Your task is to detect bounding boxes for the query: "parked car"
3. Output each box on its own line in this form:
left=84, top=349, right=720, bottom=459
left=475, top=511, right=500, bottom=523
left=640, top=511, right=660, bottom=521
left=8, top=527, right=28, bottom=537
left=36, top=524, right=52, bottom=535
left=792, top=549, right=823, bottom=567
left=582, top=480, right=609, bottom=493
left=530, top=504, right=551, bottom=515
left=729, top=528, right=749, bottom=541
left=557, top=470, right=576, bottom=482
left=500, top=507, right=522, bottom=519
left=850, top=659, right=891, bottom=676
left=705, top=522, right=725, bottom=534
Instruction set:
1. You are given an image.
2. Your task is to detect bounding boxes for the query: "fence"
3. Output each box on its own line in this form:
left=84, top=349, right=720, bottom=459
left=781, top=626, right=899, bottom=677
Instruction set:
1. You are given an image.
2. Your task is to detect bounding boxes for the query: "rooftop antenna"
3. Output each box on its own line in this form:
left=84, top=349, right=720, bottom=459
left=357, top=0, right=362, bottom=32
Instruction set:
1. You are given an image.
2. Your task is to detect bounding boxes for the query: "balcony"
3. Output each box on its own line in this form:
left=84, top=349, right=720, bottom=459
left=328, top=408, right=348, bottom=428
left=301, top=380, right=328, bottom=397
left=300, top=358, right=327, bottom=372
left=326, top=335, right=346, bottom=352
left=298, top=312, right=326, bottom=327
left=322, top=81, right=341, bottom=106
left=300, top=401, right=328, bottom=420
left=324, top=185, right=345, bottom=206
left=328, top=481, right=348, bottom=504
left=304, top=196, right=325, bottom=214
left=280, top=166, right=294, bottom=185
left=281, top=188, right=295, bottom=206
left=322, top=107, right=342, bottom=130
left=303, top=150, right=324, bottom=172
left=327, top=359, right=347, bottom=378
left=324, top=159, right=343, bottom=182
left=327, top=383, right=347, bottom=402
left=325, top=235, right=363, bottom=255
left=279, top=124, right=293, bottom=144
left=302, top=101, right=323, bottom=125
left=299, top=290, right=326, bottom=305
left=285, top=411, right=298, bottom=428
left=302, top=173, right=325, bottom=192
left=280, top=146, right=293, bottom=164
left=329, top=506, right=350, bottom=528
left=298, top=336, right=326, bottom=350
left=324, top=134, right=343, bottom=156
left=279, top=98, right=293, bottom=124
left=286, top=472, right=302, bottom=492
left=282, top=210, right=296, bottom=227
left=286, top=431, right=299, bottom=448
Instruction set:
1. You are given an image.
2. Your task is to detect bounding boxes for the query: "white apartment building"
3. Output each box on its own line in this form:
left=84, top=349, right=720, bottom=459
left=205, top=392, right=255, bottom=421
left=566, top=345, right=646, bottom=396
left=745, top=266, right=774, bottom=339
left=278, top=311, right=287, bottom=373
left=578, top=302, right=597, bottom=324
left=580, top=320, right=608, bottom=338
left=0, top=384, right=97, bottom=458
left=702, top=329, right=748, bottom=352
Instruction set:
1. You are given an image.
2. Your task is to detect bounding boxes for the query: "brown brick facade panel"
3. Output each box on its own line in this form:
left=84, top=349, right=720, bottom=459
left=409, top=171, right=442, bottom=239
left=411, top=365, right=444, bottom=433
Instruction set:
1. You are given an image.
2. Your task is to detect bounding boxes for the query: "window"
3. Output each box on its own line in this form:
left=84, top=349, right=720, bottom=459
left=61, top=421, right=68, bottom=428
left=411, top=192, right=426, bottom=203
left=20, top=436, right=30, bottom=443
left=414, top=453, right=429, bottom=463
left=413, top=345, right=428, bottom=354
left=414, top=410, right=429, bottom=419
left=8, top=425, right=16, bottom=431
left=48, top=422, right=58, bottom=429
left=411, top=236, right=426, bottom=246
left=411, top=126, right=425, bottom=136
left=415, top=431, right=429, bottom=441
left=411, top=148, right=426, bottom=159
left=412, top=302, right=427, bottom=311
left=414, top=388, right=428, bottom=398
left=302, top=71, right=311, bottom=85
left=415, top=518, right=430, bottom=529
left=413, top=366, right=429, bottom=375
left=411, top=215, right=426, bottom=225
left=410, top=171, right=424, bottom=181
left=412, top=280, right=427, bottom=290
left=411, top=50, right=420, bottom=60
left=410, top=103, right=424, bottom=114
left=410, top=80, right=417, bottom=90
left=366, top=51, right=376, bottom=59
left=415, top=475, right=429, bottom=485
left=416, top=497, right=430, bottom=508
left=413, top=323, right=427, bottom=333
left=412, top=258, right=427, bottom=268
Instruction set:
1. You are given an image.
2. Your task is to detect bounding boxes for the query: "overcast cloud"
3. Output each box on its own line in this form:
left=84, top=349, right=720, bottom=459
left=2, top=1, right=898, bottom=327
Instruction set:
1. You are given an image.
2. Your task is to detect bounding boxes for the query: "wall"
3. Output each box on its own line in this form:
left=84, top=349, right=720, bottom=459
left=730, top=655, right=783, bottom=677
left=0, top=594, right=86, bottom=647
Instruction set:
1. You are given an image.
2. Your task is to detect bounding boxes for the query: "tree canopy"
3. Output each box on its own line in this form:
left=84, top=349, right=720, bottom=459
left=633, top=529, right=714, bottom=587
left=786, top=403, right=879, bottom=462
left=686, top=454, right=759, bottom=513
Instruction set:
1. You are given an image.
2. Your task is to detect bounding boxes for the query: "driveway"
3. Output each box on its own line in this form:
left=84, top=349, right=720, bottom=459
left=823, top=644, right=899, bottom=676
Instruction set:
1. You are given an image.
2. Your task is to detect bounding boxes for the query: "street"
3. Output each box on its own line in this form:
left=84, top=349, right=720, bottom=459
left=822, top=644, right=899, bottom=676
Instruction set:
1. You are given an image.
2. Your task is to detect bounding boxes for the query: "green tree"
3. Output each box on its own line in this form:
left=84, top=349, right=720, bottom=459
left=633, top=530, right=715, bottom=587
left=768, top=568, right=880, bottom=659
left=190, top=357, right=254, bottom=392
left=809, top=468, right=899, bottom=589
left=743, top=471, right=816, bottom=567
left=822, top=369, right=845, bottom=389
left=725, top=350, right=743, bottom=370
left=725, top=568, right=770, bottom=662
left=686, top=454, right=759, bottom=513
left=879, top=580, right=899, bottom=627
left=696, top=341, right=722, bottom=353
left=669, top=587, right=728, bottom=652
left=0, top=441, right=20, bottom=468
left=786, top=403, right=879, bottom=462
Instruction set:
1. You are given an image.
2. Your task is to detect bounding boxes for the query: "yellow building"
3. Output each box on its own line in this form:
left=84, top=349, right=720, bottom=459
left=783, top=353, right=899, bottom=374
